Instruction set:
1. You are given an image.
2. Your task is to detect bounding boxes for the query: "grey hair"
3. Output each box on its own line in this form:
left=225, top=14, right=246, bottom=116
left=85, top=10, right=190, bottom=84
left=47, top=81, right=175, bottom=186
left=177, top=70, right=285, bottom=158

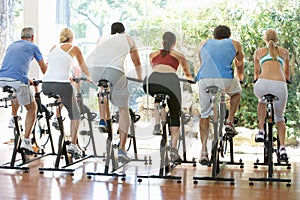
left=21, top=27, right=34, bottom=38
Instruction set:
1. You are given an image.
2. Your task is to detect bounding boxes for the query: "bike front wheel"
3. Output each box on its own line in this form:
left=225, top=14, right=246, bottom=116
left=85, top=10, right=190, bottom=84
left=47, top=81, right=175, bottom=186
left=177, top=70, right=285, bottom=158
left=77, top=105, right=94, bottom=153
left=32, top=109, right=51, bottom=150
left=211, top=140, right=220, bottom=177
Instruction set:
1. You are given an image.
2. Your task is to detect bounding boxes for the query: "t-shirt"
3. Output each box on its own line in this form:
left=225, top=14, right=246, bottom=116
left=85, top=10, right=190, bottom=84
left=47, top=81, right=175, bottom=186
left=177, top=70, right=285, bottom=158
left=0, top=40, right=43, bottom=84
left=92, top=33, right=131, bottom=72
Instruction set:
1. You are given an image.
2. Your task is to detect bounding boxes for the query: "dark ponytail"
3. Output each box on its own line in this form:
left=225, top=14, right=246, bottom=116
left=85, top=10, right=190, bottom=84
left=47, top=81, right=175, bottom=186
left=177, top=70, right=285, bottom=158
left=162, top=32, right=176, bottom=57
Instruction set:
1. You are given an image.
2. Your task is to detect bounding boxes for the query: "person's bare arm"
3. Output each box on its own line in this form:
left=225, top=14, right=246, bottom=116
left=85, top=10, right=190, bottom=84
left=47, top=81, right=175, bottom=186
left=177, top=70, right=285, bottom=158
left=177, top=52, right=193, bottom=81
left=253, top=50, right=260, bottom=82
left=37, top=59, right=47, bottom=74
left=74, top=46, right=92, bottom=81
left=282, top=48, right=290, bottom=82
left=127, top=35, right=142, bottom=80
left=233, top=40, right=244, bottom=81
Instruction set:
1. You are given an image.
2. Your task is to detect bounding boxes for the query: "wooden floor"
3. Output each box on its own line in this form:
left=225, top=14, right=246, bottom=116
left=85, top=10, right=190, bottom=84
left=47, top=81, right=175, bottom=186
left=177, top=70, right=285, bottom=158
left=0, top=141, right=299, bottom=200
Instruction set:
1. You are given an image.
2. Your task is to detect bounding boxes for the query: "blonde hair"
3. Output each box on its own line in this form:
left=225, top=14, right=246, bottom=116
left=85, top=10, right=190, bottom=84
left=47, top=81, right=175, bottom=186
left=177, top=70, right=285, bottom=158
left=59, top=27, right=74, bottom=43
left=263, top=29, right=279, bottom=60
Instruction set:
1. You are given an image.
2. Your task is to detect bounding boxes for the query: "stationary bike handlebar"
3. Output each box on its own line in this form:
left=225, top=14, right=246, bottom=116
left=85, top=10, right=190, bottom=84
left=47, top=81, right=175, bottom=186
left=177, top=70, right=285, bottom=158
left=32, top=79, right=43, bottom=86
left=126, top=76, right=196, bottom=84
left=72, top=77, right=88, bottom=84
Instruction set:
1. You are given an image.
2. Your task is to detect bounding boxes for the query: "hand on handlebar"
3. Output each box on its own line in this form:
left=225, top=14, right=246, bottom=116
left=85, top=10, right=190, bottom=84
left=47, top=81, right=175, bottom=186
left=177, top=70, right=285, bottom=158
left=29, top=79, right=34, bottom=85
left=86, top=76, right=93, bottom=83
left=187, top=79, right=196, bottom=84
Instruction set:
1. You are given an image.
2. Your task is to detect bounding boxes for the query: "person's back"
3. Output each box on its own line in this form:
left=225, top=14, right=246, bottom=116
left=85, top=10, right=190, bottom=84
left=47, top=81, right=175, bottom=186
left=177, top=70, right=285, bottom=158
left=93, top=33, right=131, bottom=72
left=197, top=38, right=236, bottom=80
left=0, top=40, right=43, bottom=84
left=43, top=44, right=74, bottom=82
left=255, top=46, right=289, bottom=82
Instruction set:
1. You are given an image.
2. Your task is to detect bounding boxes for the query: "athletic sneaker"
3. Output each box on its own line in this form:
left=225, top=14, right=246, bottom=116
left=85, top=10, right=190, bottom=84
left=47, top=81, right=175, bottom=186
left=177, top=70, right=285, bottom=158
left=153, top=124, right=161, bottom=135
left=118, top=148, right=130, bottom=163
left=67, top=143, right=82, bottom=159
left=99, top=119, right=107, bottom=133
left=170, top=147, right=182, bottom=164
left=52, top=117, right=60, bottom=130
left=279, top=146, right=288, bottom=161
left=8, top=116, right=21, bottom=128
left=20, top=138, right=34, bottom=154
left=199, top=152, right=209, bottom=166
left=255, top=130, right=265, bottom=143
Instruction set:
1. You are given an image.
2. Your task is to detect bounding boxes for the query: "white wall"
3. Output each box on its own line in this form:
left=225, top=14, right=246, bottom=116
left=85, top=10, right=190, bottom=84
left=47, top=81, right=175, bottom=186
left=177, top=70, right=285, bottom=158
left=23, top=0, right=56, bottom=79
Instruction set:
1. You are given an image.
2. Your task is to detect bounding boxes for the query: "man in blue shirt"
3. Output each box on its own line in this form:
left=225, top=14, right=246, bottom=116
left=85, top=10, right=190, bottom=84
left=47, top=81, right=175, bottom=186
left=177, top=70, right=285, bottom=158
left=0, top=27, right=47, bottom=154
left=195, top=25, right=244, bottom=165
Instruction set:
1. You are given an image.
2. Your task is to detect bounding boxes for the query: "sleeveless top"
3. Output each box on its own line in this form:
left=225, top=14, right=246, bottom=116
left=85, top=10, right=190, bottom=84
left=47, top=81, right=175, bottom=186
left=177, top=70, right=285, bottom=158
left=43, top=44, right=74, bottom=82
left=259, top=50, right=284, bottom=66
left=152, top=50, right=179, bottom=70
left=195, top=38, right=236, bottom=81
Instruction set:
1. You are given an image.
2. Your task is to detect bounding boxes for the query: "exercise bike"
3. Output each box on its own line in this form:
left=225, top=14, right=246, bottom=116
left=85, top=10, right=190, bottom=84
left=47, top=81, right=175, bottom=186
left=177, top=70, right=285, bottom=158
left=249, top=93, right=291, bottom=187
left=193, top=86, right=240, bottom=185
left=0, top=80, right=56, bottom=171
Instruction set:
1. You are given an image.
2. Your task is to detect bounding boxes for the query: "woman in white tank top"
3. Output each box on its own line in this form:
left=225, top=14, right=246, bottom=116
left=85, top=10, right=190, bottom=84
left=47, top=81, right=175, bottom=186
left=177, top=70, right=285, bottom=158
left=42, top=27, right=92, bottom=159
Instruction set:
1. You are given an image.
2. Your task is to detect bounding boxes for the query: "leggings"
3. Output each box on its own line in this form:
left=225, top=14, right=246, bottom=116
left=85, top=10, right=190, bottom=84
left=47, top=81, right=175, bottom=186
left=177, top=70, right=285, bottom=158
left=143, top=72, right=181, bottom=127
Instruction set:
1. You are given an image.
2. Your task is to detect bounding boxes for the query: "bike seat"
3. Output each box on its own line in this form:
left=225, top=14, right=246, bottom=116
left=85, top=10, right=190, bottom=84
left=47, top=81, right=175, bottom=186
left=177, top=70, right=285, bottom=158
left=32, top=79, right=42, bottom=86
left=47, top=93, right=60, bottom=99
left=154, top=93, right=169, bottom=102
left=2, top=86, right=16, bottom=93
left=205, top=86, right=219, bottom=94
left=262, top=94, right=279, bottom=102
left=97, top=79, right=113, bottom=88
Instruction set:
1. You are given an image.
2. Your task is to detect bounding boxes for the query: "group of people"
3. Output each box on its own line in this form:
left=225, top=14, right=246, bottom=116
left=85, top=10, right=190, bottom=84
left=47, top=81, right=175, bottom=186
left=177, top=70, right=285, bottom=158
left=0, top=22, right=290, bottom=164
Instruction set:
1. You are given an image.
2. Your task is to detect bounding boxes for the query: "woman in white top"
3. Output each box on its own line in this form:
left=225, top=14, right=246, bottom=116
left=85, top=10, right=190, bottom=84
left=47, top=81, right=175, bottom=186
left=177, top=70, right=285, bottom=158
left=42, top=27, right=92, bottom=159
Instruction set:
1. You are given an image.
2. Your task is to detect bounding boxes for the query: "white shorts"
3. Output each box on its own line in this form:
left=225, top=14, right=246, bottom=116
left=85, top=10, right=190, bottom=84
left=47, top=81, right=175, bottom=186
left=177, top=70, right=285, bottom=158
left=198, top=77, right=242, bottom=118
left=0, top=78, right=34, bottom=105
left=254, top=78, right=287, bottom=122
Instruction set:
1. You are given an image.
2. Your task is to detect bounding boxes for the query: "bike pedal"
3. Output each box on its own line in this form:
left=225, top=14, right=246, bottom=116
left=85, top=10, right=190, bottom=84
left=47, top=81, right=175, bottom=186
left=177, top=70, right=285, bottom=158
left=90, top=112, right=97, bottom=121
left=99, top=126, right=108, bottom=133
left=48, top=111, right=54, bottom=119
left=72, top=153, right=81, bottom=160
left=279, top=154, right=288, bottom=162
left=20, top=148, right=34, bottom=155
left=80, top=130, right=90, bottom=136
left=255, top=137, right=265, bottom=143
